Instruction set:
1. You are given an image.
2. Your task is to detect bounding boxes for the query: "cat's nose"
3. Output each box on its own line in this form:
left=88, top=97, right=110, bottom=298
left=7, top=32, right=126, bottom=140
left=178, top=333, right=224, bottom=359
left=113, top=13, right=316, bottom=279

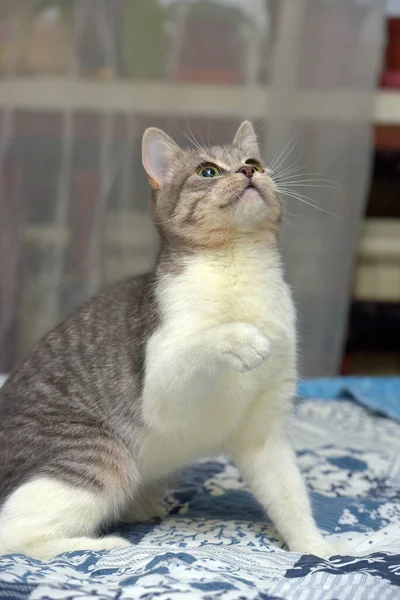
left=236, top=165, right=254, bottom=179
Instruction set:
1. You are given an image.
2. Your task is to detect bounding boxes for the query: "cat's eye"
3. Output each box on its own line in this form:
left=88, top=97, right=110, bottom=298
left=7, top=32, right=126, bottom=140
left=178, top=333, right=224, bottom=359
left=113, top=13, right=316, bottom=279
left=245, top=159, right=264, bottom=173
left=197, top=163, right=221, bottom=178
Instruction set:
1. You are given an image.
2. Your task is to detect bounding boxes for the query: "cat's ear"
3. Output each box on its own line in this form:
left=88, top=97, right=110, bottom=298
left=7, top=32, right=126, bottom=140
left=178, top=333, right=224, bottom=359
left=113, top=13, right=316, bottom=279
left=142, top=128, right=180, bottom=190
left=232, top=121, right=259, bottom=157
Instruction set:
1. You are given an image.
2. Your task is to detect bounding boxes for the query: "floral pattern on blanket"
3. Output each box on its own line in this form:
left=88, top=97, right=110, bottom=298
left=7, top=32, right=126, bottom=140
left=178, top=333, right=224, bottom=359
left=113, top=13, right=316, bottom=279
left=0, top=398, right=399, bottom=599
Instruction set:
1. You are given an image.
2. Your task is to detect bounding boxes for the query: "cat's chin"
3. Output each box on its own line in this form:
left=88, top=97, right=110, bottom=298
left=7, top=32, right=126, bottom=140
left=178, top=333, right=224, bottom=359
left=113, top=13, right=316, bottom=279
left=233, top=191, right=269, bottom=229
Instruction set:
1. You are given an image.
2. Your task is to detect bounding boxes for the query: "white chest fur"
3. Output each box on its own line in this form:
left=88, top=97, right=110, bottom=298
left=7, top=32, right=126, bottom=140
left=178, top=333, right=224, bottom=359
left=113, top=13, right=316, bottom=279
left=159, top=241, right=295, bottom=351
left=140, top=240, right=297, bottom=477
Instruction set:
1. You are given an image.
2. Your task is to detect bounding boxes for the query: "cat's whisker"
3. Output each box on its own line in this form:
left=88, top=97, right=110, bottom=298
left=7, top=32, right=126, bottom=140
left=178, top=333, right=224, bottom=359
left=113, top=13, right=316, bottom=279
left=274, top=169, right=328, bottom=180
left=271, top=153, right=309, bottom=184
left=271, top=163, right=316, bottom=182
left=269, top=134, right=297, bottom=173
left=281, top=215, right=299, bottom=230
left=196, top=124, right=207, bottom=151
left=276, top=177, right=336, bottom=187
left=278, top=181, right=341, bottom=192
left=178, top=118, right=204, bottom=153
left=282, top=193, right=329, bottom=215
left=269, top=132, right=300, bottom=174
left=275, top=145, right=305, bottom=173
left=181, top=129, right=203, bottom=152
left=275, top=174, right=342, bottom=190
left=280, top=189, right=341, bottom=218
left=279, top=187, right=319, bottom=207
left=284, top=208, right=307, bottom=219
left=198, top=123, right=213, bottom=155
left=278, top=185, right=323, bottom=204
left=187, top=122, right=204, bottom=153
left=254, top=121, right=269, bottom=137
left=272, top=164, right=304, bottom=179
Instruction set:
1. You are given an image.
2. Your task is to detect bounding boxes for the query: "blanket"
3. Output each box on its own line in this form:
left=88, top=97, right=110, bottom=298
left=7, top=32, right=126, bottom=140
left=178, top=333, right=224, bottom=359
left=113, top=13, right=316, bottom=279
left=0, top=380, right=399, bottom=599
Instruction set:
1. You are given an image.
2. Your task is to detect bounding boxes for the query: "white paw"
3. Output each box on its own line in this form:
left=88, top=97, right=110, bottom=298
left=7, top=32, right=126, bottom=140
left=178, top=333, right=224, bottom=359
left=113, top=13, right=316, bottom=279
left=219, top=322, right=270, bottom=372
left=146, top=502, right=167, bottom=520
left=122, top=502, right=167, bottom=524
left=97, top=536, right=131, bottom=551
left=288, top=538, right=339, bottom=559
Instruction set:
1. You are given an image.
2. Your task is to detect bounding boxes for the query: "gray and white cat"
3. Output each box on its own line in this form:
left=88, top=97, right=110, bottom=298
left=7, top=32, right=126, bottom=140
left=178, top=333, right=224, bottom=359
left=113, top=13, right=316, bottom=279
left=0, top=122, right=335, bottom=559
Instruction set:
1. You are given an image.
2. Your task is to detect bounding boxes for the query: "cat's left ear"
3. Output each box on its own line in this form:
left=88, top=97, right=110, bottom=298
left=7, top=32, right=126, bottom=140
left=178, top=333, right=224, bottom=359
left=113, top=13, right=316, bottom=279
left=232, top=121, right=259, bottom=157
left=142, top=127, right=180, bottom=190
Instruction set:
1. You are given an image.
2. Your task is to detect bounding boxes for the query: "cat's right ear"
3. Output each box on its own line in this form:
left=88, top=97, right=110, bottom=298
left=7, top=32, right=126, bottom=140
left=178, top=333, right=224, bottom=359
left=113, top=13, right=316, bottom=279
left=142, top=128, right=180, bottom=190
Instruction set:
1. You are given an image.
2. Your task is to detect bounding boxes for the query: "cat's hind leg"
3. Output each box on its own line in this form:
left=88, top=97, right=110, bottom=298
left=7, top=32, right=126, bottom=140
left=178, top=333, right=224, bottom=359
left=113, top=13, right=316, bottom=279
left=0, top=477, right=131, bottom=559
left=121, top=478, right=170, bottom=524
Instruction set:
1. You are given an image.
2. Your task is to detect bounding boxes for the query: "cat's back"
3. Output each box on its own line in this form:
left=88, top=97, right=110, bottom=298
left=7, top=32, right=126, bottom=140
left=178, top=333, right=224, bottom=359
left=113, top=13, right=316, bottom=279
left=0, top=272, right=156, bottom=502
left=1, top=272, right=153, bottom=403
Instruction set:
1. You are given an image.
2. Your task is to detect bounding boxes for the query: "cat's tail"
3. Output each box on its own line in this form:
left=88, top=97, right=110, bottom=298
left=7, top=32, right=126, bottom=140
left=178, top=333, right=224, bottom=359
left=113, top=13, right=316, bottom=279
left=0, top=477, right=131, bottom=559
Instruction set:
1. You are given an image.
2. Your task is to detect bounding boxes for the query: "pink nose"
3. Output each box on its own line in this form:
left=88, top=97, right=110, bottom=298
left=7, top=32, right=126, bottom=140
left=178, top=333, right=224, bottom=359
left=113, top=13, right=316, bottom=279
left=236, top=165, right=254, bottom=179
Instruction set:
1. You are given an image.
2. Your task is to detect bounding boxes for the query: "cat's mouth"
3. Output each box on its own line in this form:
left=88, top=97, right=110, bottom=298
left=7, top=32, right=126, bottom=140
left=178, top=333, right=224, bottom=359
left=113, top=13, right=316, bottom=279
left=241, top=182, right=261, bottom=201
left=239, top=179, right=265, bottom=205
left=219, top=182, right=264, bottom=210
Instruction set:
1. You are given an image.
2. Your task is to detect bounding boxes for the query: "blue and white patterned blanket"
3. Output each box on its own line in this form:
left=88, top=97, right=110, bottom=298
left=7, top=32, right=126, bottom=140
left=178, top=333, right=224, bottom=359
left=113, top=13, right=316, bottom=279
left=0, top=379, right=400, bottom=599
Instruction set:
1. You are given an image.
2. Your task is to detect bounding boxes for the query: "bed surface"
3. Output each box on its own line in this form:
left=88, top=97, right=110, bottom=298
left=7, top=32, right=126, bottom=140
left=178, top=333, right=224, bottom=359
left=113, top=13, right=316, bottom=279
left=0, top=377, right=399, bottom=599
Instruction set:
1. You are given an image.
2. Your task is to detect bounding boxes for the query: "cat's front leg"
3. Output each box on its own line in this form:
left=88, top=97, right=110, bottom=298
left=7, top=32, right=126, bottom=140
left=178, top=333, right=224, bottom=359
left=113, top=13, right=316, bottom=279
left=229, top=391, right=336, bottom=558
left=142, top=322, right=270, bottom=431
left=237, top=435, right=335, bottom=557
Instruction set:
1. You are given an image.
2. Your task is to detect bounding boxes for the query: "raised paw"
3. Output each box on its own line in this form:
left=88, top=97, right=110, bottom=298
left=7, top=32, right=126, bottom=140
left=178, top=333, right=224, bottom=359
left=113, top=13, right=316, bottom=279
left=218, top=322, right=270, bottom=373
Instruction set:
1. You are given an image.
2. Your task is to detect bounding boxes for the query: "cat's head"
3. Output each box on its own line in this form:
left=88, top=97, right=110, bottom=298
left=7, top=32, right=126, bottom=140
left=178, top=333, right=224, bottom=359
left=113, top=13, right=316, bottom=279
left=142, top=121, right=282, bottom=248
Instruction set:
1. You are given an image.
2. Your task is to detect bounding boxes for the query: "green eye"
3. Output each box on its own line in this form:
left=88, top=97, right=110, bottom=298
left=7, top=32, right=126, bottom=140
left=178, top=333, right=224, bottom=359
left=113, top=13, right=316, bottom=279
left=197, top=164, right=221, bottom=178
left=245, top=159, right=264, bottom=173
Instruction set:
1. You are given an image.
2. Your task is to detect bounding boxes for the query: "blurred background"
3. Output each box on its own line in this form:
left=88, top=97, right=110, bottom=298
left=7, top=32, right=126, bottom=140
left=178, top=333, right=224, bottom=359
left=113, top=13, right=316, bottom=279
left=0, top=0, right=399, bottom=378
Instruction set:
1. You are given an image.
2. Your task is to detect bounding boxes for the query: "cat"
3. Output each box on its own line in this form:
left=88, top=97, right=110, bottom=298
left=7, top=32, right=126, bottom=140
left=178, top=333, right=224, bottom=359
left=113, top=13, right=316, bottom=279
left=0, top=121, right=335, bottom=560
